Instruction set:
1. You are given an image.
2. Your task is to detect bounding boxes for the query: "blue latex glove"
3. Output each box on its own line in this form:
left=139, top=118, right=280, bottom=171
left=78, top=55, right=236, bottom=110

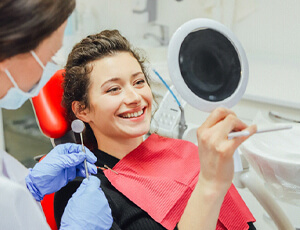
left=60, top=176, right=113, bottom=230
left=25, top=143, right=97, bottom=201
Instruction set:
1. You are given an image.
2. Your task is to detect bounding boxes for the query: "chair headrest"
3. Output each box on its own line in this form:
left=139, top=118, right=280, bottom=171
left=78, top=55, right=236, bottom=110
left=32, top=69, right=70, bottom=139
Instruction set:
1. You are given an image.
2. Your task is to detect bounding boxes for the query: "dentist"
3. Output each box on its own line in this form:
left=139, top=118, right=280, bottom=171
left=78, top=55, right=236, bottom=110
left=0, top=0, right=112, bottom=229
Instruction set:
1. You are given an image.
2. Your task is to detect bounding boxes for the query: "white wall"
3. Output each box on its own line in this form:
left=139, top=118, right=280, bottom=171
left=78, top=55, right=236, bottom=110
left=71, top=0, right=300, bottom=60
left=72, top=0, right=208, bottom=48
left=234, top=0, right=300, bottom=58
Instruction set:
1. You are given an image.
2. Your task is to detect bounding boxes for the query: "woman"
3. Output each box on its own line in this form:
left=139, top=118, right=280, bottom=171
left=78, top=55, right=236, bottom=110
left=0, top=0, right=112, bottom=229
left=60, top=30, right=257, bottom=229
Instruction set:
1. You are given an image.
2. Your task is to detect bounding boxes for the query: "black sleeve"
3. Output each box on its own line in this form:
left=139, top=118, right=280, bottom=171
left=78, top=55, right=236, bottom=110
left=248, top=222, right=256, bottom=230
left=110, top=222, right=122, bottom=230
left=54, top=179, right=82, bottom=229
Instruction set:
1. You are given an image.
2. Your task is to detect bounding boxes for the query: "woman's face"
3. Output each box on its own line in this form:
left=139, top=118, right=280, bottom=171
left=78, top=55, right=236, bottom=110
left=84, top=52, right=153, bottom=141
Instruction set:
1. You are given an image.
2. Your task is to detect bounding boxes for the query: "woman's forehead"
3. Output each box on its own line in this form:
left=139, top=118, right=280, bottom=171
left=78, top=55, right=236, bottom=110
left=89, top=53, right=142, bottom=83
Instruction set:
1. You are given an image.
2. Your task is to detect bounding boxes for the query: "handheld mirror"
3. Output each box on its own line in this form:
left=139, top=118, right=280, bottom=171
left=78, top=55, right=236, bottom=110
left=71, top=119, right=85, bottom=134
left=168, top=18, right=248, bottom=112
left=71, top=119, right=89, bottom=179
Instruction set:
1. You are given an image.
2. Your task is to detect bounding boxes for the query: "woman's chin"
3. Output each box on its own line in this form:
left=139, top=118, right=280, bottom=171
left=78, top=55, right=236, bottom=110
left=123, top=127, right=150, bottom=138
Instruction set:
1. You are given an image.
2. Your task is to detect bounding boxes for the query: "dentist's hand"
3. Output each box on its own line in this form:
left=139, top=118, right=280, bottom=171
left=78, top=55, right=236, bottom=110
left=25, top=143, right=97, bottom=201
left=60, top=176, right=113, bottom=230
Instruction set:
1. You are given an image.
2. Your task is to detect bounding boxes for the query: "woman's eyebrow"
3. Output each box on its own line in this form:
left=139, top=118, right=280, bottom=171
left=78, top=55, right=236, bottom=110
left=132, top=72, right=144, bottom=78
left=101, top=72, right=144, bottom=87
left=101, top=77, right=120, bottom=87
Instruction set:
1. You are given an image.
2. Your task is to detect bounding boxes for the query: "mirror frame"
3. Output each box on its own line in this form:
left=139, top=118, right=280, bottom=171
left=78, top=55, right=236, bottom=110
left=168, top=18, right=248, bottom=112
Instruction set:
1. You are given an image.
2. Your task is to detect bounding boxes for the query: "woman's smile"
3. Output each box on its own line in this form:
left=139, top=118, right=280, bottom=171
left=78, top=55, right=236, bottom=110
left=118, top=107, right=146, bottom=119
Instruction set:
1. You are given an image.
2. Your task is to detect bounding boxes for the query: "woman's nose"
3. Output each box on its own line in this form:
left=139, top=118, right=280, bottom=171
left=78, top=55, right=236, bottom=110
left=123, top=87, right=141, bottom=105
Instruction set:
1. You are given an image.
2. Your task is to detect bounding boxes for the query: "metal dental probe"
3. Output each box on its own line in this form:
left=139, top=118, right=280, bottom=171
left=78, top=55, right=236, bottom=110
left=71, top=119, right=89, bottom=179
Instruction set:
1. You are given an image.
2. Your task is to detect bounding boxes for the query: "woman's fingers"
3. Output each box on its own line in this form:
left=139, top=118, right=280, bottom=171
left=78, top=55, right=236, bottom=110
left=226, top=124, right=257, bottom=152
left=207, top=113, right=244, bottom=141
left=199, top=107, right=236, bottom=130
left=196, top=109, right=258, bottom=190
left=198, top=107, right=257, bottom=156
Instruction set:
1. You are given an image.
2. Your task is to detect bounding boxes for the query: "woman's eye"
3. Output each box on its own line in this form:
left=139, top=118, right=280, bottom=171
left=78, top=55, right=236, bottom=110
left=107, top=87, right=120, bottom=93
left=135, top=79, right=145, bottom=85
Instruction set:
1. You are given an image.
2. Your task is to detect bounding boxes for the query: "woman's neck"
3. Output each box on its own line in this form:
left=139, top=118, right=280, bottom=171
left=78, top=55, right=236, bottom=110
left=97, top=135, right=144, bottom=159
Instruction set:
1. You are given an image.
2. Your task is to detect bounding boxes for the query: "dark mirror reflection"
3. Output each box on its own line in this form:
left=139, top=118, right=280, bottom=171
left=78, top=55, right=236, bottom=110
left=179, top=28, right=241, bottom=102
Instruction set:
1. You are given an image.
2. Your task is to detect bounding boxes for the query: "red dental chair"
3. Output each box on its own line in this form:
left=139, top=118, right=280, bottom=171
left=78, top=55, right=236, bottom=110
left=32, top=69, right=75, bottom=145
left=31, top=69, right=74, bottom=230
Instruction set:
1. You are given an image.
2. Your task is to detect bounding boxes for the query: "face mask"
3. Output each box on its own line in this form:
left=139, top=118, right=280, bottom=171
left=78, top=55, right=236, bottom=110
left=0, top=51, right=60, bottom=110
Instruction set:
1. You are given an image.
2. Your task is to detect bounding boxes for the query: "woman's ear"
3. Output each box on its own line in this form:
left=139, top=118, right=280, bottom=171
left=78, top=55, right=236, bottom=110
left=72, top=101, right=91, bottom=123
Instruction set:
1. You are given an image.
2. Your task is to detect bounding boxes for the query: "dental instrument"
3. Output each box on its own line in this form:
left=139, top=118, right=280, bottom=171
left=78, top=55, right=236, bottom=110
left=71, top=119, right=89, bottom=179
left=269, top=111, right=300, bottom=123
left=96, top=165, right=119, bottom=174
left=228, top=124, right=292, bottom=139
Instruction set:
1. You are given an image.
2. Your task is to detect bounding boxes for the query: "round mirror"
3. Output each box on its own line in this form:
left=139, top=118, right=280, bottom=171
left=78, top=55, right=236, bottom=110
left=168, top=18, right=248, bottom=112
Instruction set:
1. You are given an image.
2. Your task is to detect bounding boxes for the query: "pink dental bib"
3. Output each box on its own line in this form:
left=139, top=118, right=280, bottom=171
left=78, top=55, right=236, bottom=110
left=104, top=134, right=255, bottom=230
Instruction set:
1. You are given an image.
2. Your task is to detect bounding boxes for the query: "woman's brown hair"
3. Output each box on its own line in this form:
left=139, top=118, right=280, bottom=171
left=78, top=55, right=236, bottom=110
left=63, top=30, right=152, bottom=150
left=0, top=0, right=75, bottom=61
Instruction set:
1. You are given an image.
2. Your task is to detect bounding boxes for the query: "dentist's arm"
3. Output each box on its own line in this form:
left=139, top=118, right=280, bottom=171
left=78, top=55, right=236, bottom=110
left=25, top=143, right=97, bottom=201
left=60, top=176, right=113, bottom=230
left=178, top=108, right=256, bottom=230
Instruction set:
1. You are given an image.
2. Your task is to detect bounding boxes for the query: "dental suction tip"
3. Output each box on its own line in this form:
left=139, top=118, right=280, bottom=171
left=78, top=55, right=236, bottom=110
left=71, top=119, right=85, bottom=133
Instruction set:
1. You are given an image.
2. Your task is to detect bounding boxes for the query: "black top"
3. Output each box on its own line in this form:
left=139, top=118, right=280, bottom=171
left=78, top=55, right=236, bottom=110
left=54, top=149, right=255, bottom=230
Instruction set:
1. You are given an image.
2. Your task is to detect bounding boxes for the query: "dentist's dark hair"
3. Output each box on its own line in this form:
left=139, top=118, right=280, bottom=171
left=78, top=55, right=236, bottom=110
left=63, top=30, right=152, bottom=150
left=0, top=0, right=75, bottom=61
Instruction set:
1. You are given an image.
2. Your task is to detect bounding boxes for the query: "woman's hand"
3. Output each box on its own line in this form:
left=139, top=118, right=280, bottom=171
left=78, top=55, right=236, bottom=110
left=178, top=108, right=256, bottom=230
left=196, top=107, right=256, bottom=193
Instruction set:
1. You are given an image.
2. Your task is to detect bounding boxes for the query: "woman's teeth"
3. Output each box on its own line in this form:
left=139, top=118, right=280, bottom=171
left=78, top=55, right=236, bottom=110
left=122, top=110, right=144, bottom=118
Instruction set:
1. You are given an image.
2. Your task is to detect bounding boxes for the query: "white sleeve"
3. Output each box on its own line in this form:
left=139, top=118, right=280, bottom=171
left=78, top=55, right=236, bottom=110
left=0, top=150, right=50, bottom=229
left=1, top=149, right=29, bottom=186
left=0, top=176, right=51, bottom=230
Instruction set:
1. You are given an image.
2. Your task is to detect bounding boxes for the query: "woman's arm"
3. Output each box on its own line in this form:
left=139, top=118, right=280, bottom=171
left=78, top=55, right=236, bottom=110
left=178, top=108, right=256, bottom=230
left=178, top=175, right=228, bottom=229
